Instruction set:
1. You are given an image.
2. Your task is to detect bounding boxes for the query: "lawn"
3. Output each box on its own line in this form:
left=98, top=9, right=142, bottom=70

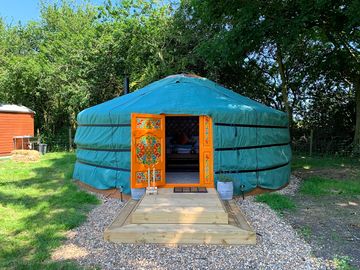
left=293, top=154, right=360, bottom=197
left=300, top=176, right=360, bottom=196
left=256, top=155, right=360, bottom=213
left=255, top=193, right=295, bottom=213
left=0, top=152, right=98, bottom=269
left=256, top=154, right=360, bottom=269
left=291, top=155, right=360, bottom=170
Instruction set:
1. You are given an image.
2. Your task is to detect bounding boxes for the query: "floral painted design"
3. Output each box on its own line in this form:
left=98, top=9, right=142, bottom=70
left=136, top=118, right=161, bottom=130
left=136, top=170, right=161, bottom=183
left=204, top=117, right=210, bottom=145
left=136, top=135, right=161, bottom=165
left=205, top=152, right=210, bottom=182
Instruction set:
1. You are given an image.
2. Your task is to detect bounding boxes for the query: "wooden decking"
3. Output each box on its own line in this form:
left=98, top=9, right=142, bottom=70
left=104, top=188, right=256, bottom=245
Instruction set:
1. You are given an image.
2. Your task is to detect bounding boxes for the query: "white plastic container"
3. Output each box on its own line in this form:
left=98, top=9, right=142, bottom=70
left=131, top=188, right=145, bottom=200
left=217, top=181, right=233, bottom=200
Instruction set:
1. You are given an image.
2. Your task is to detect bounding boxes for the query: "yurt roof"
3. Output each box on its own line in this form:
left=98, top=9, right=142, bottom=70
left=78, top=74, right=287, bottom=126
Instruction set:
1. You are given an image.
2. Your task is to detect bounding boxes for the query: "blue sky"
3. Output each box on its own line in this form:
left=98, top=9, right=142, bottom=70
left=0, top=0, right=105, bottom=25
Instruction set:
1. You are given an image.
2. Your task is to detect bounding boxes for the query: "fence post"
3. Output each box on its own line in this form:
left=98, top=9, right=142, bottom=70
left=309, top=129, right=313, bottom=157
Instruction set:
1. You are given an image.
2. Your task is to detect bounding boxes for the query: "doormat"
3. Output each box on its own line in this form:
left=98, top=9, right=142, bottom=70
left=173, top=187, right=208, bottom=193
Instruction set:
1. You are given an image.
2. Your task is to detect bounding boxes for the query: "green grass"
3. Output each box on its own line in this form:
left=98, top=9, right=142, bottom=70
left=300, top=176, right=360, bottom=196
left=292, top=155, right=360, bottom=171
left=0, top=152, right=99, bottom=269
left=333, top=256, right=357, bottom=270
left=298, top=226, right=312, bottom=239
left=255, top=193, right=295, bottom=213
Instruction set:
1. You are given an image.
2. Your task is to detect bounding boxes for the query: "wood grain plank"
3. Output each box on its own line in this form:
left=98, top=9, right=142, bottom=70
left=107, top=223, right=256, bottom=245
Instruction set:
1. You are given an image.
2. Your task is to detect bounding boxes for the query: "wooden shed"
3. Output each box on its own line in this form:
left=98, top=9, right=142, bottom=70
left=0, top=104, right=35, bottom=156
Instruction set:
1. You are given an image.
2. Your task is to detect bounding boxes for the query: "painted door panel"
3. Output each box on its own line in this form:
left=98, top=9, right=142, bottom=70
left=199, top=115, right=214, bottom=187
left=131, top=113, right=166, bottom=188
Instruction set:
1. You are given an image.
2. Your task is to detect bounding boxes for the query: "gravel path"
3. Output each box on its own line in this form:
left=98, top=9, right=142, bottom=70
left=275, top=175, right=302, bottom=196
left=52, top=178, right=334, bottom=269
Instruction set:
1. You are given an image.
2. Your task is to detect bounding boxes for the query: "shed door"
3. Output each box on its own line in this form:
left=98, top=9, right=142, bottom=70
left=131, top=113, right=166, bottom=189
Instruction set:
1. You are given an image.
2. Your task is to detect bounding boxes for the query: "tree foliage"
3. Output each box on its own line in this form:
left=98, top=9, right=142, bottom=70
left=0, top=0, right=174, bottom=145
left=188, top=0, right=359, bottom=149
left=0, top=0, right=359, bottom=152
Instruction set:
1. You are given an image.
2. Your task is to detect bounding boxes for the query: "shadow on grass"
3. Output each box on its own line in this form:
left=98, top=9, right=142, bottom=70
left=0, top=153, right=99, bottom=270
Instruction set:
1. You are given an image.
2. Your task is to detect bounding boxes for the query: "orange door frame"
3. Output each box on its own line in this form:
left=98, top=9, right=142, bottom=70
left=130, top=113, right=214, bottom=189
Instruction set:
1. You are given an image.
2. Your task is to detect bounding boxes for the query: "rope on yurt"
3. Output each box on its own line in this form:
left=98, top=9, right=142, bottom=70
left=77, top=159, right=130, bottom=172
left=214, top=141, right=290, bottom=151
left=214, top=161, right=290, bottom=174
left=214, top=123, right=287, bottom=128
left=77, top=123, right=131, bottom=127
left=76, top=147, right=130, bottom=152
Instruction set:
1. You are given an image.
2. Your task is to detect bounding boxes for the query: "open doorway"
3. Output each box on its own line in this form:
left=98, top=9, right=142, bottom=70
left=165, top=116, right=199, bottom=184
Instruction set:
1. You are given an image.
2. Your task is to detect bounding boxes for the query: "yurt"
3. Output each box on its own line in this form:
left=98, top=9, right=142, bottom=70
left=73, top=74, right=291, bottom=195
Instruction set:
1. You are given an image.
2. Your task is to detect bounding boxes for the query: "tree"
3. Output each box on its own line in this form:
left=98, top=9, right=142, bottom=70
left=0, top=0, right=176, bottom=147
left=304, top=0, right=360, bottom=149
left=189, top=0, right=359, bottom=147
left=0, top=0, right=358, bottom=153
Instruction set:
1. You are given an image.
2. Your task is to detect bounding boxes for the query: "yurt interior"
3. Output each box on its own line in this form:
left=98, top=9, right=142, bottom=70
left=165, top=116, right=200, bottom=184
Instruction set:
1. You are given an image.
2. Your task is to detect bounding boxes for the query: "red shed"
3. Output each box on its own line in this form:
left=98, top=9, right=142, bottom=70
left=0, top=104, right=35, bottom=156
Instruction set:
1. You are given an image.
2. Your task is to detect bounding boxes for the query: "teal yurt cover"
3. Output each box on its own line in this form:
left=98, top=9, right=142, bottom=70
left=73, top=74, right=291, bottom=195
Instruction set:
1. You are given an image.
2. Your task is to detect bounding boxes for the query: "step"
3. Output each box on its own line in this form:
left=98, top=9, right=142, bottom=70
left=131, top=191, right=228, bottom=224
left=104, top=223, right=256, bottom=245
left=132, top=206, right=228, bottom=224
left=104, top=191, right=256, bottom=245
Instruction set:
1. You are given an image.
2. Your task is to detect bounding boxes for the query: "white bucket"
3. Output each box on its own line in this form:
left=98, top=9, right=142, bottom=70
left=217, top=181, right=233, bottom=200
left=131, top=188, right=145, bottom=200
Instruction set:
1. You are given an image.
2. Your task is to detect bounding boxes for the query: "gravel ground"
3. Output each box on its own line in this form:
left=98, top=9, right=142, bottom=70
left=52, top=178, right=335, bottom=270
left=275, top=175, right=302, bottom=196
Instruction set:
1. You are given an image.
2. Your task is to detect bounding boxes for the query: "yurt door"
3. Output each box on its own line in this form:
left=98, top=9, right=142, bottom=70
left=199, top=115, right=214, bottom=186
left=131, top=113, right=166, bottom=189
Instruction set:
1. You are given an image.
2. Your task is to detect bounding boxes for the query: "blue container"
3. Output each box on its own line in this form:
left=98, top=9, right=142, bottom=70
left=131, top=188, right=145, bottom=200
left=217, top=181, right=234, bottom=200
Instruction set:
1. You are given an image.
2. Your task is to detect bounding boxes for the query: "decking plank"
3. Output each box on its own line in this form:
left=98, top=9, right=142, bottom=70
left=104, top=198, right=141, bottom=240
left=107, top=224, right=256, bottom=245
left=225, top=200, right=253, bottom=232
left=132, top=210, right=228, bottom=224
